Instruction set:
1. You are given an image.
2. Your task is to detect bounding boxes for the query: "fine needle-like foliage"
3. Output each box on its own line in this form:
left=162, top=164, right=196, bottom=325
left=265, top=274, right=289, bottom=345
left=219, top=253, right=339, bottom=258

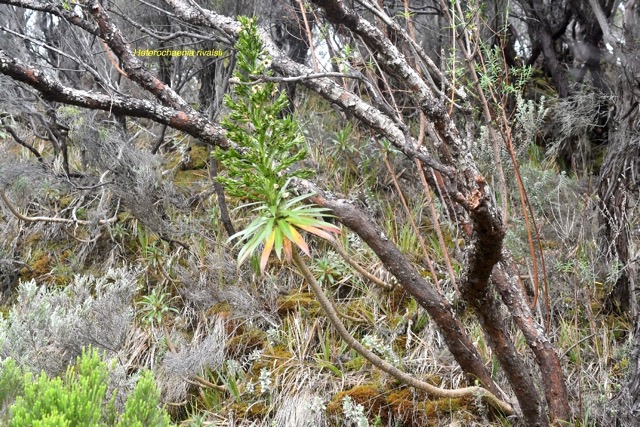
left=219, top=17, right=340, bottom=273
left=5, top=347, right=172, bottom=427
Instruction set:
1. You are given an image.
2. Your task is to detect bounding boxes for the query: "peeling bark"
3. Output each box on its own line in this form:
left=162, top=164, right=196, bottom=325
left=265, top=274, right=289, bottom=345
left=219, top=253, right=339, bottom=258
left=0, top=51, right=227, bottom=147
left=306, top=1, right=551, bottom=424
left=493, top=261, right=571, bottom=423
left=0, top=1, right=576, bottom=423
left=294, top=179, right=503, bottom=399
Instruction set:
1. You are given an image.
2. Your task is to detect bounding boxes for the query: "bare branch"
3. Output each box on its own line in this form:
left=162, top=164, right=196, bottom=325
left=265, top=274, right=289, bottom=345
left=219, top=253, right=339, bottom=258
left=1, top=125, right=44, bottom=163
left=1, top=190, right=118, bottom=225
left=0, top=50, right=227, bottom=147
left=293, top=250, right=514, bottom=415
left=229, top=71, right=368, bottom=84
left=293, top=177, right=503, bottom=399
left=0, top=24, right=110, bottom=89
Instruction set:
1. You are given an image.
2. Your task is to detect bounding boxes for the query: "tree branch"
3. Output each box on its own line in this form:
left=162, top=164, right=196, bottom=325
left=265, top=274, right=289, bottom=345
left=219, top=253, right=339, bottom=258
left=292, top=250, right=514, bottom=415
left=293, top=177, right=503, bottom=398
left=0, top=50, right=227, bottom=147
left=2, top=125, right=44, bottom=163
left=1, top=191, right=118, bottom=225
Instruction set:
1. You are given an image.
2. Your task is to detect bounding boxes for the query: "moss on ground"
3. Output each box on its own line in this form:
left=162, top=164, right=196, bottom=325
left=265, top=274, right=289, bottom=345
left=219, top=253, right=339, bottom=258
left=276, top=292, right=320, bottom=316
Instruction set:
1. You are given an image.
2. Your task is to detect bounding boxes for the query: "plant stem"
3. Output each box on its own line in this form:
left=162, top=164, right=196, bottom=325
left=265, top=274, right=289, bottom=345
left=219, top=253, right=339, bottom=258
left=291, top=250, right=514, bottom=415
left=329, top=239, right=393, bottom=290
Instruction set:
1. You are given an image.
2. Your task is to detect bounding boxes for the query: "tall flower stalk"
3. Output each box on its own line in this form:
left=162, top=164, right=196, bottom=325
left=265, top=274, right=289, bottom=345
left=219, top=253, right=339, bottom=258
left=217, top=17, right=339, bottom=273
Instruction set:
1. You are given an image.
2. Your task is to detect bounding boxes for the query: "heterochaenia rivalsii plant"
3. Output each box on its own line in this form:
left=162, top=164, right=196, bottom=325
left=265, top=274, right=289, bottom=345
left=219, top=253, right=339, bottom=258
left=217, top=17, right=513, bottom=416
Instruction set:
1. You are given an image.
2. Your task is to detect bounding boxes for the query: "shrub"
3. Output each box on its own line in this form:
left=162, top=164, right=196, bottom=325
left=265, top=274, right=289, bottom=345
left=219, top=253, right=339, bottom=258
left=0, top=268, right=138, bottom=375
left=3, top=347, right=172, bottom=427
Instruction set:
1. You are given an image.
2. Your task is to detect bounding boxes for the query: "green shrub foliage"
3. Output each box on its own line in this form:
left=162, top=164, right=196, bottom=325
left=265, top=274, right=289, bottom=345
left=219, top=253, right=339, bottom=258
left=1, top=347, right=172, bottom=427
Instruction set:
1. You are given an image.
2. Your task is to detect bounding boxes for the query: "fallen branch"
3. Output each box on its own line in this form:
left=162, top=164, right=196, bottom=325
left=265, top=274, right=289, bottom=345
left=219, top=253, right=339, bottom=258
left=1, top=191, right=118, bottom=225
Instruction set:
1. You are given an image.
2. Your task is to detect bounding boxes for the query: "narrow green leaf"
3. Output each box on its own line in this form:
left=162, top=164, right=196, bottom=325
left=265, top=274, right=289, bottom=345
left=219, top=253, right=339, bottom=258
left=273, top=227, right=284, bottom=259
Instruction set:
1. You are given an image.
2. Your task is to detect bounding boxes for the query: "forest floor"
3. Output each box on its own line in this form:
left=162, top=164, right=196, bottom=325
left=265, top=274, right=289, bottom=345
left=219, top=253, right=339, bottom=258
left=0, top=106, right=634, bottom=426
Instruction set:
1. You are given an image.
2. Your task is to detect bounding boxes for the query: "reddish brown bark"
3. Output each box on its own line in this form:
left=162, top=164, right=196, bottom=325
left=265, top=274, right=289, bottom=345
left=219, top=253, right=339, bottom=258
left=458, top=187, right=546, bottom=426
left=0, top=1, right=572, bottom=423
left=309, top=1, right=550, bottom=424
left=87, top=1, right=192, bottom=112
left=493, top=262, right=571, bottom=423
left=0, top=51, right=227, bottom=147
left=295, top=179, right=504, bottom=399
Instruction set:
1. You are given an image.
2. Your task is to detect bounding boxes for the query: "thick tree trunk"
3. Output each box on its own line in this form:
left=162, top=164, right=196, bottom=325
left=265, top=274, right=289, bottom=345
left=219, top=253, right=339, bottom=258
left=0, top=1, right=576, bottom=423
left=493, top=261, right=571, bottom=423
left=594, top=2, right=640, bottom=423
left=298, top=181, right=503, bottom=398
left=598, top=2, right=640, bottom=316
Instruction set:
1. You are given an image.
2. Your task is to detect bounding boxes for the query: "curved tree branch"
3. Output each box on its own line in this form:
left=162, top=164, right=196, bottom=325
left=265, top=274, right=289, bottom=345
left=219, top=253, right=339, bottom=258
left=0, top=50, right=227, bottom=147
left=1, top=191, right=118, bottom=225
left=293, top=177, right=503, bottom=399
left=292, top=250, right=514, bottom=415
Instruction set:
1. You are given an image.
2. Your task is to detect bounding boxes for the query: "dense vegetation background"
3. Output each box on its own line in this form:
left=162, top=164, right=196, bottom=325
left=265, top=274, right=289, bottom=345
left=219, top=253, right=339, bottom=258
left=0, top=0, right=639, bottom=425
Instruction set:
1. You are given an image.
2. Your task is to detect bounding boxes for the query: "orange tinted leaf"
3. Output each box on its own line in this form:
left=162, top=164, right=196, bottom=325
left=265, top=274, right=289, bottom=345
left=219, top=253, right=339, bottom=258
left=283, top=237, right=292, bottom=261
left=260, top=231, right=276, bottom=274
left=289, top=226, right=310, bottom=256
left=296, top=224, right=336, bottom=241
left=315, top=223, right=342, bottom=234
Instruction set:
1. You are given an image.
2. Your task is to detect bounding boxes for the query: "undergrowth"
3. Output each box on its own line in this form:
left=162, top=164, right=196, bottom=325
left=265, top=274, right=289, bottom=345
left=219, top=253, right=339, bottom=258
left=0, top=16, right=633, bottom=427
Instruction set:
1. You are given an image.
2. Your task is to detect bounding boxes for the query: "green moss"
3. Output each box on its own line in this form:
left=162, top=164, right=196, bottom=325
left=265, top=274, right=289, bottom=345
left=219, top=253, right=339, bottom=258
left=608, top=316, right=631, bottom=341
left=165, top=145, right=210, bottom=172
left=276, top=292, right=320, bottom=316
left=613, top=358, right=630, bottom=379
left=388, top=286, right=409, bottom=313
left=387, top=388, right=415, bottom=424
left=324, top=383, right=475, bottom=426
left=249, top=345, right=293, bottom=376
left=327, top=384, right=385, bottom=419
left=422, top=397, right=465, bottom=416
left=208, top=302, right=232, bottom=316
left=174, top=169, right=208, bottom=187
left=343, top=299, right=373, bottom=323
left=23, top=232, right=42, bottom=246
left=58, top=196, right=74, bottom=209
left=393, top=336, right=407, bottom=353
left=117, top=212, right=133, bottom=222
left=225, top=328, right=266, bottom=357
left=186, top=145, right=210, bottom=170
left=341, top=352, right=364, bottom=372
left=163, top=151, right=182, bottom=170
left=387, top=388, right=413, bottom=411
left=230, top=401, right=269, bottom=419
left=540, top=240, right=561, bottom=250
left=20, top=251, right=51, bottom=281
